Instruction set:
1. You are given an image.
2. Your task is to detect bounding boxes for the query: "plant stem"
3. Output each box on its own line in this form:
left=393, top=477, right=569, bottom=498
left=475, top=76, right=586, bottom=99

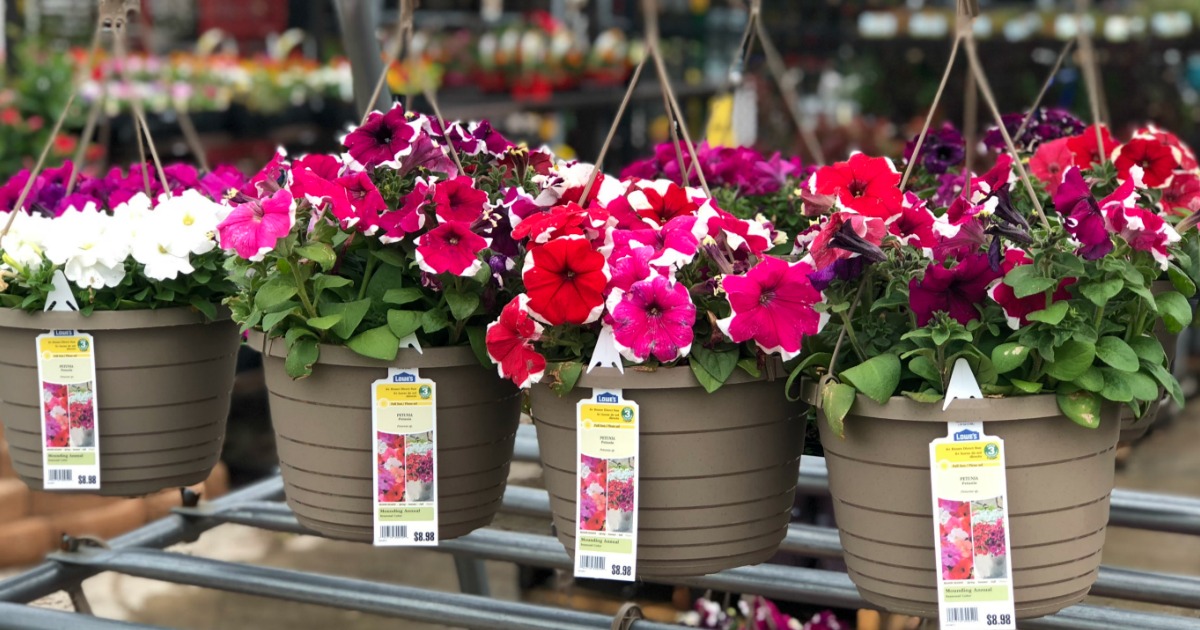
left=838, top=311, right=868, bottom=363
left=291, top=264, right=318, bottom=319
left=358, top=249, right=378, bottom=301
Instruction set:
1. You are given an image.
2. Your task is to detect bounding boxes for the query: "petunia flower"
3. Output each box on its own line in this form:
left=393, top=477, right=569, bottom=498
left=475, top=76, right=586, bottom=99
left=432, top=176, right=489, bottom=223
left=987, top=249, right=1074, bottom=329
left=1052, top=167, right=1113, bottom=260
left=890, top=192, right=939, bottom=250
left=1029, top=138, right=1074, bottom=195
left=485, top=295, right=547, bottom=388
left=415, top=220, right=489, bottom=277
left=376, top=177, right=432, bottom=243
left=626, top=180, right=699, bottom=227
left=1066, top=125, right=1119, bottom=168
left=717, top=257, right=826, bottom=361
left=609, top=215, right=701, bottom=269
left=804, top=212, right=887, bottom=269
left=607, top=245, right=660, bottom=294
left=695, top=202, right=773, bottom=256
left=904, top=122, right=966, bottom=174
left=808, top=153, right=903, bottom=219
left=1137, top=125, right=1198, bottom=170
left=199, top=164, right=249, bottom=201
left=217, top=189, right=297, bottom=262
left=606, top=275, right=695, bottom=363
left=1113, top=137, right=1181, bottom=189
left=910, top=253, right=1002, bottom=326
left=512, top=201, right=610, bottom=245
left=521, top=235, right=610, bottom=326
left=1161, top=172, right=1200, bottom=217
left=43, top=203, right=131, bottom=289
left=344, top=106, right=416, bottom=167
left=337, top=171, right=389, bottom=233
left=1101, top=171, right=1180, bottom=269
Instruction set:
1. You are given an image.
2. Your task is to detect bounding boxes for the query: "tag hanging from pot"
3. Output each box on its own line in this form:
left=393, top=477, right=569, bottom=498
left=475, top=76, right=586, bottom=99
left=372, top=367, right=439, bottom=546
left=37, top=271, right=100, bottom=490
left=574, top=388, right=639, bottom=581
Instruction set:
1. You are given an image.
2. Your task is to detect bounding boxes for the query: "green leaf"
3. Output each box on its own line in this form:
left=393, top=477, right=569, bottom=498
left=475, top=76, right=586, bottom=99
left=262, top=308, right=296, bottom=333
left=1078, top=278, right=1123, bottom=306
left=189, top=297, right=217, bottom=320
left=383, top=288, right=424, bottom=306
left=991, top=343, right=1030, bottom=374
left=321, top=299, right=371, bottom=340
left=1009, top=378, right=1043, bottom=394
left=908, top=355, right=941, bottom=385
left=839, top=354, right=900, bottom=404
left=736, top=358, right=761, bottom=378
left=284, top=337, right=320, bottom=379
left=364, top=264, right=408, bottom=303
left=1125, top=370, right=1161, bottom=402
left=446, top=291, right=481, bottom=321
left=1095, top=336, right=1140, bottom=372
left=1168, top=264, right=1197, bottom=297
left=466, top=326, right=491, bottom=369
left=1028, top=301, right=1069, bottom=325
left=295, top=243, right=337, bottom=271
left=821, top=381, right=857, bottom=438
left=1056, top=386, right=1103, bottom=429
left=1099, top=367, right=1134, bottom=402
left=1155, top=291, right=1193, bottom=334
left=1145, top=362, right=1185, bottom=408
left=306, top=314, right=344, bottom=330
left=1128, top=335, right=1167, bottom=366
left=422, top=309, right=451, bottom=334
left=1005, top=265, right=1058, bottom=299
left=372, top=248, right=409, bottom=267
left=346, top=326, right=400, bottom=361
left=313, top=274, right=353, bottom=299
left=387, top=310, right=423, bottom=340
left=689, top=346, right=739, bottom=393
left=1043, top=339, right=1095, bottom=381
left=784, top=352, right=831, bottom=402
left=1073, top=365, right=1105, bottom=392
left=255, top=278, right=298, bottom=311
left=902, top=389, right=943, bottom=403
left=550, top=361, right=584, bottom=396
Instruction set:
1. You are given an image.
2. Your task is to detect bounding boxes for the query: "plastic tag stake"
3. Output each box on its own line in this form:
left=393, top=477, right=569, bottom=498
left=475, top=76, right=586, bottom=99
left=574, top=389, right=639, bottom=581
left=372, top=368, right=438, bottom=546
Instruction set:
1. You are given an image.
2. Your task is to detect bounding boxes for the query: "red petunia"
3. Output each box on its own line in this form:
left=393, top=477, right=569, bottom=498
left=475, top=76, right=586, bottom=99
left=522, top=236, right=610, bottom=325
left=1066, top=125, right=1119, bottom=168
left=485, top=296, right=547, bottom=388
left=890, top=192, right=939, bottom=249
left=512, top=201, right=610, bottom=245
left=806, top=211, right=887, bottom=269
left=987, top=249, right=1074, bottom=330
left=1113, top=137, right=1181, bottom=189
left=1030, top=138, right=1074, bottom=195
left=809, top=153, right=903, bottom=219
left=1161, top=172, right=1200, bottom=217
left=626, top=180, right=700, bottom=227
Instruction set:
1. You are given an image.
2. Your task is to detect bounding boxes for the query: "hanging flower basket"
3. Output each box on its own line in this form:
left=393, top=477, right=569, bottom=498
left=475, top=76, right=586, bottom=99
left=0, top=308, right=239, bottom=496
left=254, top=334, right=520, bottom=541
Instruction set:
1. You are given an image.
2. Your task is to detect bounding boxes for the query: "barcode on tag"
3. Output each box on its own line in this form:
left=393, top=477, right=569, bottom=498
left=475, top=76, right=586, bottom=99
left=578, top=555, right=606, bottom=571
left=47, top=469, right=72, bottom=482
left=379, top=525, right=407, bottom=540
left=945, top=607, right=978, bottom=623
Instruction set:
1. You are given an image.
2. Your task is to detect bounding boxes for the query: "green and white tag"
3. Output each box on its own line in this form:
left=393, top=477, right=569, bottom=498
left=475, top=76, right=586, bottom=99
left=930, top=362, right=1016, bottom=628
left=574, top=389, right=639, bottom=581
left=372, top=368, right=438, bottom=546
left=36, top=331, right=100, bottom=490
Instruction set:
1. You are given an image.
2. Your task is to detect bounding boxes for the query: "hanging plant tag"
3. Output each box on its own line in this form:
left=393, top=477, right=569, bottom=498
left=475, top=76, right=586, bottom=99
left=929, top=419, right=1016, bottom=629
left=36, top=331, right=101, bottom=490
left=372, top=368, right=438, bottom=546
left=574, top=388, right=639, bottom=581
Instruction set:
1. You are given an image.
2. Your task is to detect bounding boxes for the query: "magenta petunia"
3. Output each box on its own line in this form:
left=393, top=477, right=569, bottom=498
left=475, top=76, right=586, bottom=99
left=217, top=189, right=296, bottom=261
left=1053, top=167, right=1114, bottom=260
left=606, top=275, right=696, bottom=363
left=345, top=106, right=415, bottom=167
left=376, top=177, right=432, bottom=244
left=910, top=253, right=1002, bottom=326
left=607, top=245, right=660, bottom=294
left=337, top=171, right=389, bottom=233
left=415, top=220, right=489, bottom=277
left=433, top=176, right=489, bottom=223
left=717, top=257, right=826, bottom=361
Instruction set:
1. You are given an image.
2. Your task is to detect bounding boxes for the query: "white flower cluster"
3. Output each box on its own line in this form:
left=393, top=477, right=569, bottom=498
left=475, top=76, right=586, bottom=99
left=0, top=191, right=229, bottom=289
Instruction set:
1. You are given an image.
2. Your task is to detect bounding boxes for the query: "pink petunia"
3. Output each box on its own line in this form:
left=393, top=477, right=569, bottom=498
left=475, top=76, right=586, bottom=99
left=485, top=295, right=547, bottom=388
left=1029, top=138, right=1074, bottom=195
left=376, top=177, right=432, bottom=243
left=606, top=275, right=696, bottom=363
left=433, top=176, right=489, bottom=223
left=607, top=245, right=660, bottom=294
left=717, top=257, right=826, bottom=361
left=695, top=202, right=773, bottom=256
left=1101, top=172, right=1180, bottom=269
left=415, top=221, right=489, bottom=277
left=217, top=189, right=296, bottom=261
left=890, top=192, right=939, bottom=250
left=337, top=171, right=389, bottom=233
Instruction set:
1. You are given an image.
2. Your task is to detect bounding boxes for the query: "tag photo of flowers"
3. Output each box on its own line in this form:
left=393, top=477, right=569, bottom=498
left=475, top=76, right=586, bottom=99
left=377, top=432, right=406, bottom=503
left=67, top=382, right=96, bottom=448
left=41, top=383, right=69, bottom=449
left=405, top=432, right=435, bottom=502
left=971, top=498, right=1009, bottom=580
left=938, top=498, right=974, bottom=581
left=579, top=454, right=607, bottom=532
left=606, top=457, right=635, bottom=534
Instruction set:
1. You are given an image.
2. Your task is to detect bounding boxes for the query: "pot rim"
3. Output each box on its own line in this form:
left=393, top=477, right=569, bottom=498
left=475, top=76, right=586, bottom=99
left=0, top=306, right=227, bottom=331
left=800, top=378, right=1116, bottom=423
left=248, top=329, right=480, bottom=369
left=541, top=359, right=785, bottom=392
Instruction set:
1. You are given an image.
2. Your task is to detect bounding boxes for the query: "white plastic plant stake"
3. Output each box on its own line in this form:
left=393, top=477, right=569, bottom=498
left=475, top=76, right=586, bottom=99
left=587, top=325, right=624, bottom=374
left=943, top=357, right=984, bottom=411
left=44, top=270, right=80, bottom=313
left=397, top=333, right=423, bottom=354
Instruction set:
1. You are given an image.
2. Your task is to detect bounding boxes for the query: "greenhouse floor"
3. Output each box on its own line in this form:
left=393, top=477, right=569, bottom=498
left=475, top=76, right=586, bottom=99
left=12, top=413, right=1200, bottom=628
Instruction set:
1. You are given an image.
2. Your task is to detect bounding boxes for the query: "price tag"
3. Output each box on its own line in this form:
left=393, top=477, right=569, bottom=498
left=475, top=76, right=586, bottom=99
left=372, top=368, right=438, bottom=546
left=574, top=389, right=639, bottom=581
left=930, top=420, right=1017, bottom=629
left=36, top=331, right=101, bottom=490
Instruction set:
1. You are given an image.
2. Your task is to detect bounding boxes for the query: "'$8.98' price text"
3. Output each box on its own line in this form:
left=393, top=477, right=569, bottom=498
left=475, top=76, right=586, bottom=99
left=610, top=564, right=632, bottom=577
left=414, top=531, right=436, bottom=543
left=986, top=614, right=1012, bottom=626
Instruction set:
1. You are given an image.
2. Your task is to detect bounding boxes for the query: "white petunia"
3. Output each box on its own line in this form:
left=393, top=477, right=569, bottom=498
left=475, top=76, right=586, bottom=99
left=0, top=211, right=51, bottom=272
left=150, top=190, right=226, bottom=255
left=43, top=204, right=131, bottom=290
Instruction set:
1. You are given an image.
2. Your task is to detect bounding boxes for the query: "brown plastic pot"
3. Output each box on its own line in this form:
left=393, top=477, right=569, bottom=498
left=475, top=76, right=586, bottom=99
left=531, top=364, right=805, bottom=578
left=0, top=308, right=239, bottom=496
left=814, top=391, right=1119, bottom=619
left=1120, top=280, right=1182, bottom=441
left=252, top=332, right=521, bottom=542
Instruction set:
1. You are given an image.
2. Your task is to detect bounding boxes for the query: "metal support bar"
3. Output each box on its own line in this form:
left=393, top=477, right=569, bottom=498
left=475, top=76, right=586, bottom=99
left=453, top=555, right=491, bottom=596
left=513, top=425, right=1200, bottom=537
left=0, top=603, right=163, bottom=630
left=49, top=547, right=678, bottom=630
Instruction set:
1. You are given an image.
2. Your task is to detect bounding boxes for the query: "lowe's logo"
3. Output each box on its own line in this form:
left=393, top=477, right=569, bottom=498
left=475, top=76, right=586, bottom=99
left=392, top=373, right=417, bottom=383
left=953, top=428, right=981, bottom=442
left=596, top=393, right=620, bottom=404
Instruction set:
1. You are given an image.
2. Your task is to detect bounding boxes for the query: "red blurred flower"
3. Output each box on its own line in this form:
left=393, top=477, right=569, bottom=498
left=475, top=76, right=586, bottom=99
left=1030, top=138, right=1074, bottom=195
left=1066, top=125, right=1119, bottom=168
left=521, top=236, right=610, bottom=325
left=1161, top=172, right=1200, bottom=217
left=1113, top=137, right=1180, bottom=188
